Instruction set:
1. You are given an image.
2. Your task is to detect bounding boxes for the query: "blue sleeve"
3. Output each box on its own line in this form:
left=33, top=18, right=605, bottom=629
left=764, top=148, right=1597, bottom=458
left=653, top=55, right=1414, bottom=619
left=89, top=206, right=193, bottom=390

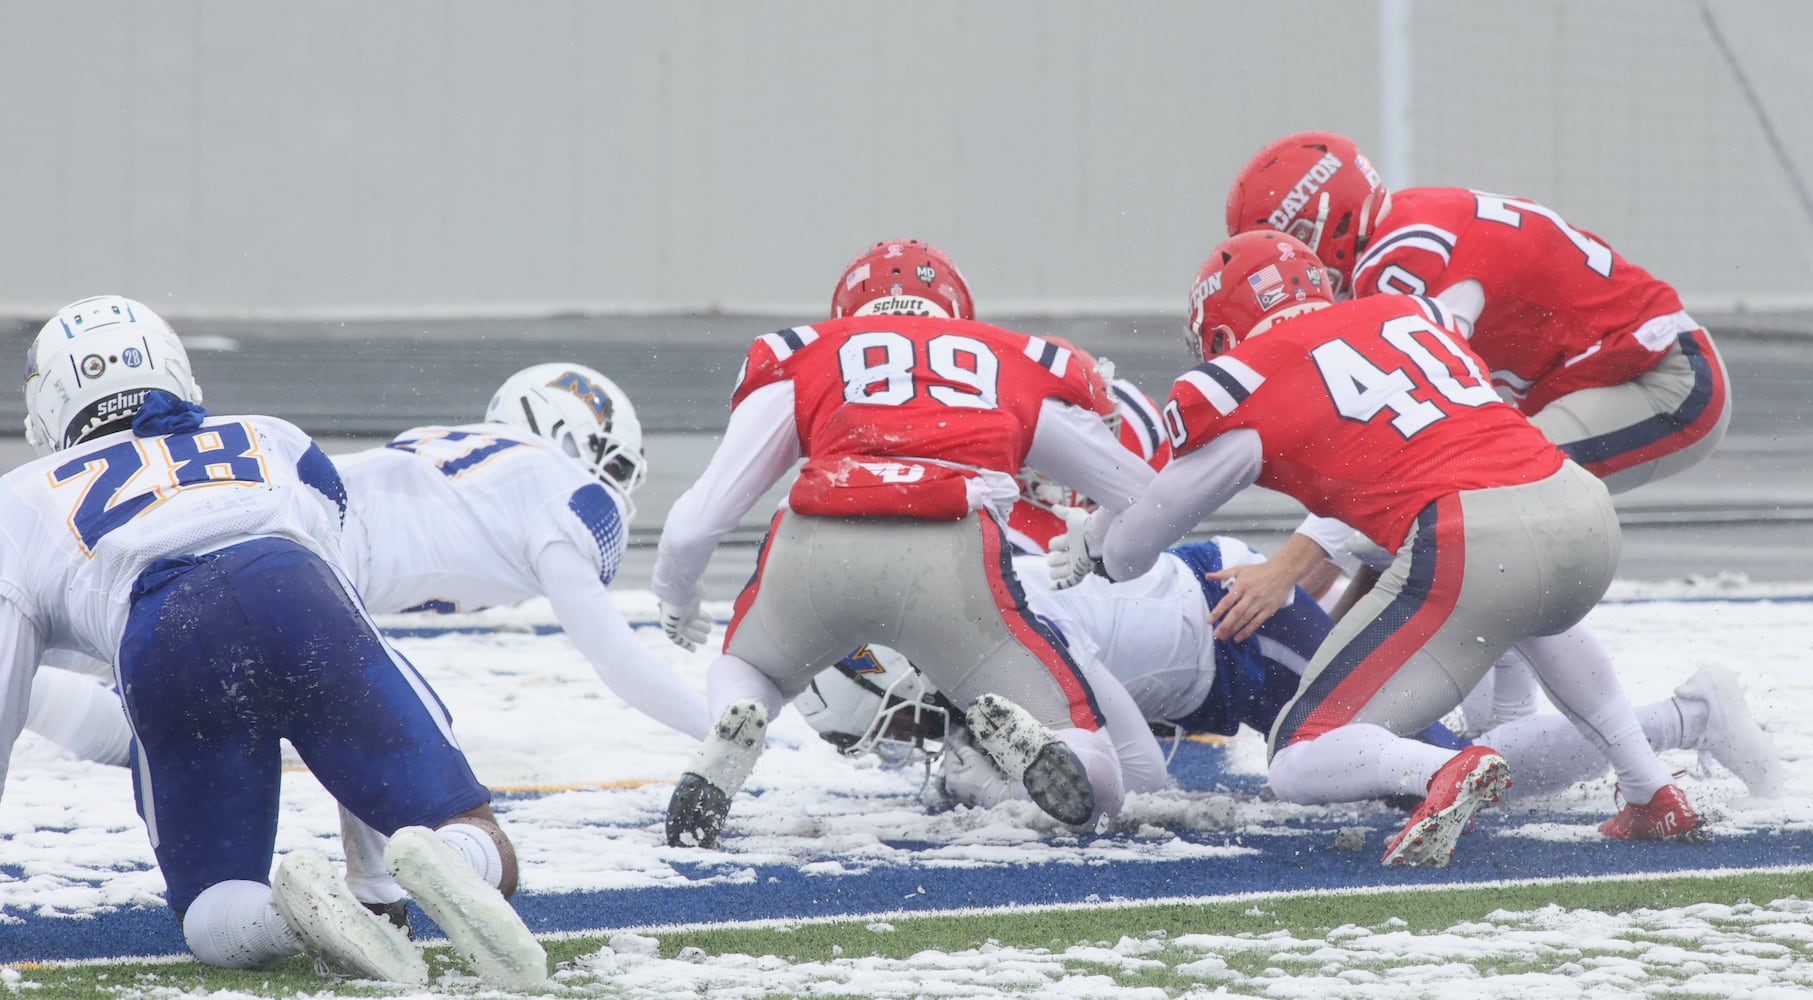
left=296, top=442, right=348, bottom=525
left=566, top=483, right=625, bottom=586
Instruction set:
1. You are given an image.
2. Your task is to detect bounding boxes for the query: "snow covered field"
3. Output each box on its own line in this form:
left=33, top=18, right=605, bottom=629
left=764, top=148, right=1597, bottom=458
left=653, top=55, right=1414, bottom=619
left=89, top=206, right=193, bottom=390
left=3, top=579, right=1810, bottom=997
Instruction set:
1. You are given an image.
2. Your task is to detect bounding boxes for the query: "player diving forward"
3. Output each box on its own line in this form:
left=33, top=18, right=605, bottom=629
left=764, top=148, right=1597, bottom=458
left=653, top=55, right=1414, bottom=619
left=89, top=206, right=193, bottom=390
left=0, top=297, right=544, bottom=987
left=327, top=361, right=712, bottom=913
left=654, top=238, right=1156, bottom=847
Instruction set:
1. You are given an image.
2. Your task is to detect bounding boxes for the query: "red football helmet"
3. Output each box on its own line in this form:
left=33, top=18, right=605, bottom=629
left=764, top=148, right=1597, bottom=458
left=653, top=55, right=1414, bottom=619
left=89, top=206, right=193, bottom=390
left=1224, top=131, right=1389, bottom=295
left=830, top=239, right=974, bottom=321
left=1186, top=230, right=1334, bottom=360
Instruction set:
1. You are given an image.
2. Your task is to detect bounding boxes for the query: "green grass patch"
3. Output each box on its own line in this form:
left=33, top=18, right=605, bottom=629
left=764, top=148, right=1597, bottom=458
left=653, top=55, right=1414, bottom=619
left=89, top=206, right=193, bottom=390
left=651, top=867, right=1813, bottom=961
left=9, top=868, right=1812, bottom=999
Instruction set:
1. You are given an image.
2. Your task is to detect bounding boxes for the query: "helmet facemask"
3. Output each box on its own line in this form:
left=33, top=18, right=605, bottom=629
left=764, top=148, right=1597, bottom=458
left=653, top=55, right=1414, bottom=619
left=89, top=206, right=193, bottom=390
left=487, top=363, right=647, bottom=518
left=795, top=647, right=955, bottom=774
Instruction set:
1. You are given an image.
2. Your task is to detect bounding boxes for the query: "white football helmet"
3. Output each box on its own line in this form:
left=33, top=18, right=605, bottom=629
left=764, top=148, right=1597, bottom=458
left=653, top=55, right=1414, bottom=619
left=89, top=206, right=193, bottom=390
left=24, top=296, right=203, bottom=457
left=485, top=362, right=648, bottom=517
left=794, top=645, right=952, bottom=769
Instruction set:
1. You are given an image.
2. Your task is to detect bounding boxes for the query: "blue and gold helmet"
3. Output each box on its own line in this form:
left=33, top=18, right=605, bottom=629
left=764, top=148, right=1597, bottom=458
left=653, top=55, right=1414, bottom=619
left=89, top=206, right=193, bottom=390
left=485, top=362, right=647, bottom=517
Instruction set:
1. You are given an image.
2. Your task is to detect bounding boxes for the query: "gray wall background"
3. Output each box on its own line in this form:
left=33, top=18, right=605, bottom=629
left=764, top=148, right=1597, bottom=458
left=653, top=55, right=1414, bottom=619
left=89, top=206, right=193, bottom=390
left=3, top=1, right=1809, bottom=319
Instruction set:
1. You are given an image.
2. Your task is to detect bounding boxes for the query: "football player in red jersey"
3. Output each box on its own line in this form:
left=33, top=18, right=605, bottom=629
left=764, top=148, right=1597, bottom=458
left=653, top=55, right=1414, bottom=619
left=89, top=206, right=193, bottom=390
left=652, top=239, right=1155, bottom=847
left=1055, top=230, right=1702, bottom=865
left=1226, top=130, right=1730, bottom=497
left=1221, top=130, right=1734, bottom=718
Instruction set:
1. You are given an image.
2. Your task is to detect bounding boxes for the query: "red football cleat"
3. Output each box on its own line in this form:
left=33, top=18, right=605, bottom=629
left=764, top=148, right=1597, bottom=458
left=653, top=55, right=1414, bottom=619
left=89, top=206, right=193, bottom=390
left=1382, top=746, right=1511, bottom=868
left=1598, top=784, right=1705, bottom=841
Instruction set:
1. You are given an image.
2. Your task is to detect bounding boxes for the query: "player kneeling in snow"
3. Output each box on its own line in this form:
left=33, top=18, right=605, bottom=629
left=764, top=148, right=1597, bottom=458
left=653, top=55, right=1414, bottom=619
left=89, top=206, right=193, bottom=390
left=0, top=297, right=544, bottom=987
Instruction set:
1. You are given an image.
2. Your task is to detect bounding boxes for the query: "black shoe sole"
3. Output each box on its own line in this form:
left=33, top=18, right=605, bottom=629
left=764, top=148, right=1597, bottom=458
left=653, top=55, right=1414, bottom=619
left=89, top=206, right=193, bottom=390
left=1022, top=742, right=1095, bottom=826
left=362, top=899, right=412, bottom=938
left=666, top=773, right=731, bottom=848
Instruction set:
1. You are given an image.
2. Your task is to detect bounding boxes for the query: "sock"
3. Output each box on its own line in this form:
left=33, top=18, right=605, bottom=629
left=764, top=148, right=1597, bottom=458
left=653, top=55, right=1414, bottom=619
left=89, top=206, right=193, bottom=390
left=1057, top=726, right=1125, bottom=821
left=1666, top=696, right=1706, bottom=750
left=706, top=654, right=787, bottom=722
left=1269, top=724, right=1453, bottom=804
left=339, top=806, right=406, bottom=905
left=436, top=823, right=504, bottom=889
left=1519, top=629, right=1673, bottom=804
left=183, top=880, right=301, bottom=969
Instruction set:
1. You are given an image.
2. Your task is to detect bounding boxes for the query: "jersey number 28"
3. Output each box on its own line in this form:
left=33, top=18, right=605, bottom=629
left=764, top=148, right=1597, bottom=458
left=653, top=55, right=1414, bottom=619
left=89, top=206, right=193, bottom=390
left=50, top=422, right=269, bottom=554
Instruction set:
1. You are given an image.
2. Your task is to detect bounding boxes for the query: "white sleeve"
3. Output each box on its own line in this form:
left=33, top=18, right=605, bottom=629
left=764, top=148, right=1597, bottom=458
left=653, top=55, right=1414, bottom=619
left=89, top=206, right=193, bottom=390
left=0, top=600, right=46, bottom=800
left=1434, top=278, right=1485, bottom=338
left=1024, top=399, right=1155, bottom=512
left=1082, top=656, right=1170, bottom=795
left=25, top=667, right=131, bottom=766
left=651, top=381, right=802, bottom=607
left=1100, top=430, right=1262, bottom=582
left=537, top=541, right=713, bottom=741
left=1293, top=514, right=1355, bottom=560
left=40, top=647, right=116, bottom=680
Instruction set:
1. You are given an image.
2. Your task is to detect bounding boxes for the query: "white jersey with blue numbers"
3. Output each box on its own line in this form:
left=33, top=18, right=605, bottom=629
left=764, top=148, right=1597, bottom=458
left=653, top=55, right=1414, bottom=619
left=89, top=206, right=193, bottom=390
left=333, top=423, right=626, bottom=616
left=0, top=415, right=346, bottom=664
left=0, top=414, right=347, bottom=795
left=329, top=422, right=710, bottom=741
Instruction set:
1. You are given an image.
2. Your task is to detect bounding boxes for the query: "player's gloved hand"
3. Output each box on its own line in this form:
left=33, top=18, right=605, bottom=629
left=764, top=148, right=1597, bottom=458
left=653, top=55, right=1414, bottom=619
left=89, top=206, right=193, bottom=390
left=660, top=595, right=712, bottom=651
left=1047, top=504, right=1105, bottom=590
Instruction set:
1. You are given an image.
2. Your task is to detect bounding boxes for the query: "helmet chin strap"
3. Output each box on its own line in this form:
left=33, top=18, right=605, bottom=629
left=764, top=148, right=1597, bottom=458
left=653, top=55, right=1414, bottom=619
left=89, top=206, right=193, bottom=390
left=1306, top=192, right=1331, bottom=262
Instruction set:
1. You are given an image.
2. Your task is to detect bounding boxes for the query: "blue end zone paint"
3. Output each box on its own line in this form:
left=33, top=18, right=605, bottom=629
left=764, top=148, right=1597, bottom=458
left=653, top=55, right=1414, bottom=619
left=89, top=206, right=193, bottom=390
left=7, top=740, right=1807, bottom=965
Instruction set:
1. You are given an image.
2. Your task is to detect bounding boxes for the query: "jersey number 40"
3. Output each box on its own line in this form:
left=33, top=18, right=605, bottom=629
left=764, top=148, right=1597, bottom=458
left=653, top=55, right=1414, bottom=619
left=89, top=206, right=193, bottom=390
left=1312, top=315, right=1500, bottom=438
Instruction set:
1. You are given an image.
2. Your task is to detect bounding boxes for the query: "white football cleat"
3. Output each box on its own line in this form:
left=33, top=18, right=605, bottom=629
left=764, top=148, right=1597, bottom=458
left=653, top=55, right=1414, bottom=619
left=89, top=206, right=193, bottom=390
left=385, top=826, right=547, bottom=989
left=1676, top=666, right=1784, bottom=797
left=963, top=693, right=1095, bottom=825
left=667, top=698, right=768, bottom=848
left=271, top=849, right=428, bottom=985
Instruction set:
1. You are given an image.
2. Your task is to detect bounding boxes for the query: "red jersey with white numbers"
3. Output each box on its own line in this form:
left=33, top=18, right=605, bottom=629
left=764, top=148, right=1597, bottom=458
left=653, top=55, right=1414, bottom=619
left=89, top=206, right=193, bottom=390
left=732, top=316, right=1115, bottom=519
left=1350, top=187, right=1691, bottom=415
left=1162, top=295, right=1564, bottom=551
left=1006, top=379, right=1171, bottom=552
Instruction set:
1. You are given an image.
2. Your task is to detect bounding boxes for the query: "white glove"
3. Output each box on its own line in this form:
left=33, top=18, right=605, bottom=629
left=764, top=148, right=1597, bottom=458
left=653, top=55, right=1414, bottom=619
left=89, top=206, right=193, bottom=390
left=1046, top=504, right=1104, bottom=590
left=660, top=595, right=713, bottom=651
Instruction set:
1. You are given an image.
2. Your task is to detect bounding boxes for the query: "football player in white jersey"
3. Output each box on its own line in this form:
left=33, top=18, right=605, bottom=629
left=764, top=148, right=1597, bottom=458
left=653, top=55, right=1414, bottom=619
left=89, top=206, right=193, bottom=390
left=0, top=297, right=545, bottom=988
left=327, top=363, right=710, bottom=913
left=16, top=361, right=709, bottom=919
left=333, top=362, right=708, bottom=740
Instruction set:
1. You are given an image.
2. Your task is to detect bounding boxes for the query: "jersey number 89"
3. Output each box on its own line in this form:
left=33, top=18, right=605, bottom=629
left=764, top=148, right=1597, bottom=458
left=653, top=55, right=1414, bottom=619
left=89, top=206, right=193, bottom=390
left=837, top=331, right=999, bottom=409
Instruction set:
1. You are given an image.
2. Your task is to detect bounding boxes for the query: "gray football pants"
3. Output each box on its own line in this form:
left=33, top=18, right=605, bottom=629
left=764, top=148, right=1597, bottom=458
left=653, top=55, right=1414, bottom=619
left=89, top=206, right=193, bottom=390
left=724, top=510, right=1104, bottom=731
left=1269, top=461, right=1620, bottom=755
